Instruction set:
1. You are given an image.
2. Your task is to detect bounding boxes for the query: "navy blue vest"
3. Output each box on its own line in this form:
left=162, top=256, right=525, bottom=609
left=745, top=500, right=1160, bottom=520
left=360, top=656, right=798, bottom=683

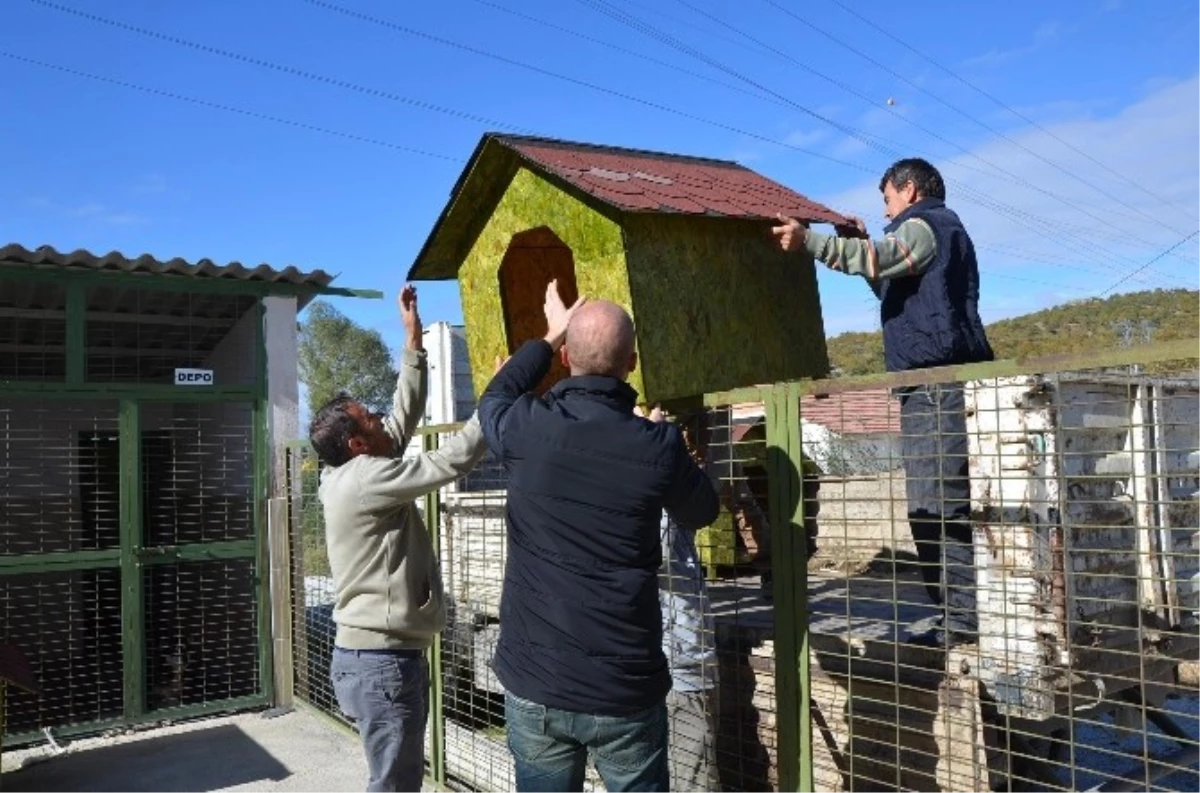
left=878, top=198, right=994, bottom=372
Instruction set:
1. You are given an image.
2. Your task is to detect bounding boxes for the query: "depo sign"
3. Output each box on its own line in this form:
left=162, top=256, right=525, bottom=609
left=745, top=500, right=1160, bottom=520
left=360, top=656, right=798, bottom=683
left=174, top=368, right=215, bottom=386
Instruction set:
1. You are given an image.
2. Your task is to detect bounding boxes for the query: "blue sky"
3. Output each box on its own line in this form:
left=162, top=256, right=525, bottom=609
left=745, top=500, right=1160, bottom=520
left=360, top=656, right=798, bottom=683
left=2, top=0, right=1197, bottom=353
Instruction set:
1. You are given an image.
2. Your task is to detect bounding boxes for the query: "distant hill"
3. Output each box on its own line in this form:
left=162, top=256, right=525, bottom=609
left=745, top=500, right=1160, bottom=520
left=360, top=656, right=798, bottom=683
left=826, top=288, right=1199, bottom=376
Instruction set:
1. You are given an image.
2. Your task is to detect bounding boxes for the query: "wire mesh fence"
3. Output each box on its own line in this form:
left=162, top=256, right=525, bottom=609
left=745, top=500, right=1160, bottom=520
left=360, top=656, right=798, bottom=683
left=798, top=362, right=1199, bottom=792
left=287, top=342, right=1198, bottom=792
left=288, top=410, right=788, bottom=790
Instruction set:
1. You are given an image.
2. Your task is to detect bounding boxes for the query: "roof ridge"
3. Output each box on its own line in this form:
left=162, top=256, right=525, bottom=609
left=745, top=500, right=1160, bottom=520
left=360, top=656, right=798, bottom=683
left=490, top=132, right=746, bottom=169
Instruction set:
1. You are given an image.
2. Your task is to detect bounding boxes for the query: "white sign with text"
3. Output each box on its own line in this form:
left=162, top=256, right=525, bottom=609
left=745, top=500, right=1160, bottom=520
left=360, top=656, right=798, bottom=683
left=174, top=368, right=215, bottom=386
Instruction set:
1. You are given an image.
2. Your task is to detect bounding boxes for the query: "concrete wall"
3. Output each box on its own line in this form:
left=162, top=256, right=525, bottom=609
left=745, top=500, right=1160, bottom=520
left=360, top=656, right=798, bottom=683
left=814, top=471, right=914, bottom=568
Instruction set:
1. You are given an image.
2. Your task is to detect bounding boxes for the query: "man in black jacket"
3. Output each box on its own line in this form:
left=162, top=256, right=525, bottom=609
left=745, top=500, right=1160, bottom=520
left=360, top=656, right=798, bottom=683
left=478, top=281, right=720, bottom=792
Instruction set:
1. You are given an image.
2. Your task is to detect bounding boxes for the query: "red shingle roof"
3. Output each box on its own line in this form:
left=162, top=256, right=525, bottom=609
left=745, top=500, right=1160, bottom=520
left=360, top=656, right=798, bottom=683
left=800, top=389, right=899, bottom=436
left=730, top=389, right=899, bottom=437
left=505, top=137, right=847, bottom=223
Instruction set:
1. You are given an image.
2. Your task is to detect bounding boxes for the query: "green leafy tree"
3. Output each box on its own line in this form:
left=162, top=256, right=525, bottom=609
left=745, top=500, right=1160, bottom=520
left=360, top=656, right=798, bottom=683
left=298, top=301, right=398, bottom=416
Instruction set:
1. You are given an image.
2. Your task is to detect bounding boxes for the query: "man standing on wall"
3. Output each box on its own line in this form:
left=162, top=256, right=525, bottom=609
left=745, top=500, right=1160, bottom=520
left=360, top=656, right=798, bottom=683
left=772, top=158, right=994, bottom=648
left=309, top=285, right=488, bottom=791
left=479, top=282, right=720, bottom=792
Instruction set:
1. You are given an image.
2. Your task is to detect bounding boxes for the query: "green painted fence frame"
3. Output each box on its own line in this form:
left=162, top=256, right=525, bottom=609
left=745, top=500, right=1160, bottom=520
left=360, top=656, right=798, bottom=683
left=0, top=265, right=339, bottom=745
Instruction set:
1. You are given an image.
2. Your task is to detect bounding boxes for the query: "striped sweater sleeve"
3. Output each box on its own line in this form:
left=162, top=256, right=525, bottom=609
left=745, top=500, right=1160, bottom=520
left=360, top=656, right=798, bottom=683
left=802, top=217, right=937, bottom=281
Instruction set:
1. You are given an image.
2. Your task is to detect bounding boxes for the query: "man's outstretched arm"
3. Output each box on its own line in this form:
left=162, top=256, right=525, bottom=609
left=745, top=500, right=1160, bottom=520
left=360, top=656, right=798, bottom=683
left=772, top=215, right=937, bottom=282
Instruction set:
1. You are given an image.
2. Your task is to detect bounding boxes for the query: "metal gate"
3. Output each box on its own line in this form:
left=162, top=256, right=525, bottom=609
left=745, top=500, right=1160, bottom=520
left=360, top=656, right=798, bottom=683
left=0, top=272, right=273, bottom=746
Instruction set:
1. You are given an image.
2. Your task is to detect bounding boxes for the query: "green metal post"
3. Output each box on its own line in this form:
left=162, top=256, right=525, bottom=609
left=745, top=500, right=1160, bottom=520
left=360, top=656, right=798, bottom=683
left=766, top=383, right=813, bottom=791
left=422, top=430, right=447, bottom=788
left=119, top=399, right=145, bottom=719
left=254, top=298, right=275, bottom=705
left=790, top=381, right=813, bottom=792
left=65, top=282, right=85, bottom=384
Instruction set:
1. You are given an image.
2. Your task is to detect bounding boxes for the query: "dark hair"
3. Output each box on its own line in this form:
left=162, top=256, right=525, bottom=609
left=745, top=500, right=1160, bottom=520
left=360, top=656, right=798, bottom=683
left=878, top=158, right=945, bottom=200
left=309, top=395, right=361, bottom=467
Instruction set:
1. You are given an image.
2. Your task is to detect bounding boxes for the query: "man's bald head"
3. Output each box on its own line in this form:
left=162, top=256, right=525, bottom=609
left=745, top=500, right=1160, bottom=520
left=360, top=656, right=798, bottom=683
left=563, top=300, right=637, bottom=379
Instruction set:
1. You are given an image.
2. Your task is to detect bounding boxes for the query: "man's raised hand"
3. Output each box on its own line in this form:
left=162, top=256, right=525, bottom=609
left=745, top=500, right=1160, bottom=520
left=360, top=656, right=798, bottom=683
left=835, top=215, right=869, bottom=239
left=543, top=279, right=586, bottom=350
left=771, top=214, right=809, bottom=252
left=400, top=284, right=423, bottom=351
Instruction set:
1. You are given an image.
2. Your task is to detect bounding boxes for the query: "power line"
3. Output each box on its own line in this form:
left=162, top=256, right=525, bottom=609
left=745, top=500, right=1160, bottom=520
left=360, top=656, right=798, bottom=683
left=316, top=0, right=925, bottom=180
left=295, top=0, right=885, bottom=174
left=30, top=0, right=883, bottom=176
left=466, top=0, right=778, bottom=105
left=27, top=0, right=1188, bottom=289
left=26, top=0, right=534, bottom=134
left=577, top=0, right=1192, bottom=286
left=526, top=0, right=1191, bottom=286
left=0, top=50, right=465, bottom=163
left=975, top=242, right=1192, bottom=288
left=820, top=0, right=1197, bottom=224
left=648, top=0, right=1191, bottom=260
left=570, top=0, right=1186, bottom=284
left=1099, top=231, right=1200, bottom=296
left=979, top=270, right=1091, bottom=293
left=299, top=0, right=1187, bottom=286
left=759, top=0, right=1191, bottom=239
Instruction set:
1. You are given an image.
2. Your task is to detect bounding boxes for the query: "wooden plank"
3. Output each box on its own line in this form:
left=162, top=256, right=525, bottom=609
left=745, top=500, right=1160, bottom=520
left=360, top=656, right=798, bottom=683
left=268, top=496, right=294, bottom=708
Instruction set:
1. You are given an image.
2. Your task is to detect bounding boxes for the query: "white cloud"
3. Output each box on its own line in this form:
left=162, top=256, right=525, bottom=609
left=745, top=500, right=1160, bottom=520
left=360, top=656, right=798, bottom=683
left=960, top=19, right=1063, bottom=69
left=784, top=127, right=828, bottom=148
left=821, top=74, right=1200, bottom=311
left=26, top=196, right=148, bottom=226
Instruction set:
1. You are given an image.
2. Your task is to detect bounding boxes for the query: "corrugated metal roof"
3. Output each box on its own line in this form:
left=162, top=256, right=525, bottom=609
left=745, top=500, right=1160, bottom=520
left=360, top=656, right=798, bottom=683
left=504, top=136, right=848, bottom=223
left=0, top=243, right=334, bottom=289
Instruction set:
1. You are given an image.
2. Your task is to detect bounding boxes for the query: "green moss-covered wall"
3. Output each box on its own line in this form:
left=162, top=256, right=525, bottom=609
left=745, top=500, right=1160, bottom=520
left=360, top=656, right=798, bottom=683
left=458, top=167, right=642, bottom=398
left=622, top=214, right=829, bottom=402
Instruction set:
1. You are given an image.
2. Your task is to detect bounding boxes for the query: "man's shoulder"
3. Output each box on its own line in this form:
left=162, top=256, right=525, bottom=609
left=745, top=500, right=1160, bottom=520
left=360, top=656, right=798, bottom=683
left=321, top=454, right=396, bottom=492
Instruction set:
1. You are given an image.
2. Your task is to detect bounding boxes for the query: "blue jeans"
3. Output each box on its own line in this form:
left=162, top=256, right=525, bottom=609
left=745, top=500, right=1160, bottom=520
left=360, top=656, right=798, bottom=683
left=331, top=648, right=428, bottom=792
left=505, top=693, right=669, bottom=792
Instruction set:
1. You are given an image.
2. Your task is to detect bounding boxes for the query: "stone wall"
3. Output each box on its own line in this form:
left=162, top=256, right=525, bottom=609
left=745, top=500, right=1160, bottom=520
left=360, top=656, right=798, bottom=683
left=814, top=471, right=914, bottom=569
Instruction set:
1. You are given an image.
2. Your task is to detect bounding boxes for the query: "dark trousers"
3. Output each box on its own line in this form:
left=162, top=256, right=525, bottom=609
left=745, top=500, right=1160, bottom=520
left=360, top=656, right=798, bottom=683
left=898, top=383, right=978, bottom=635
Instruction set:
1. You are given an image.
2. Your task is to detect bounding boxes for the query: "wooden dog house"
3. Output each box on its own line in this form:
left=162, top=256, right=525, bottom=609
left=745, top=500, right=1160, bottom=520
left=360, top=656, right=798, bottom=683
left=407, top=134, right=850, bottom=403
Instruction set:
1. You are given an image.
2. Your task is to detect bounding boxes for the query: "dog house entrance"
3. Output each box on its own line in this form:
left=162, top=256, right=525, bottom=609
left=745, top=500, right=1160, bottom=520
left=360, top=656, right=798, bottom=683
left=497, top=227, right=579, bottom=394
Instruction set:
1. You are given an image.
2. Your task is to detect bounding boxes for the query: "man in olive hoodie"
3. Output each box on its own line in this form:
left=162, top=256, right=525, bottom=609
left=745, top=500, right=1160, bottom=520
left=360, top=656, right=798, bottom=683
left=308, top=284, right=487, bottom=792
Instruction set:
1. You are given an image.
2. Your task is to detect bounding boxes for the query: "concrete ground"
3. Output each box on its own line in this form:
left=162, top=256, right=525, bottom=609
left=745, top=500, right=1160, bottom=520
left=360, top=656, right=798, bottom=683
left=1, top=708, right=371, bottom=792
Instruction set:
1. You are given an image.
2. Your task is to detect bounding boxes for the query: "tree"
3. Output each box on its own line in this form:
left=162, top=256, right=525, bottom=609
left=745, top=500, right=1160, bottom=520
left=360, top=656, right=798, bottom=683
left=298, top=301, right=398, bottom=416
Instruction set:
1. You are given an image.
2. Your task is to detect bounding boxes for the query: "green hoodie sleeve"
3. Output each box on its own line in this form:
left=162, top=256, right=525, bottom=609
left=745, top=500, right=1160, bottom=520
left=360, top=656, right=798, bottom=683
left=803, top=217, right=937, bottom=282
